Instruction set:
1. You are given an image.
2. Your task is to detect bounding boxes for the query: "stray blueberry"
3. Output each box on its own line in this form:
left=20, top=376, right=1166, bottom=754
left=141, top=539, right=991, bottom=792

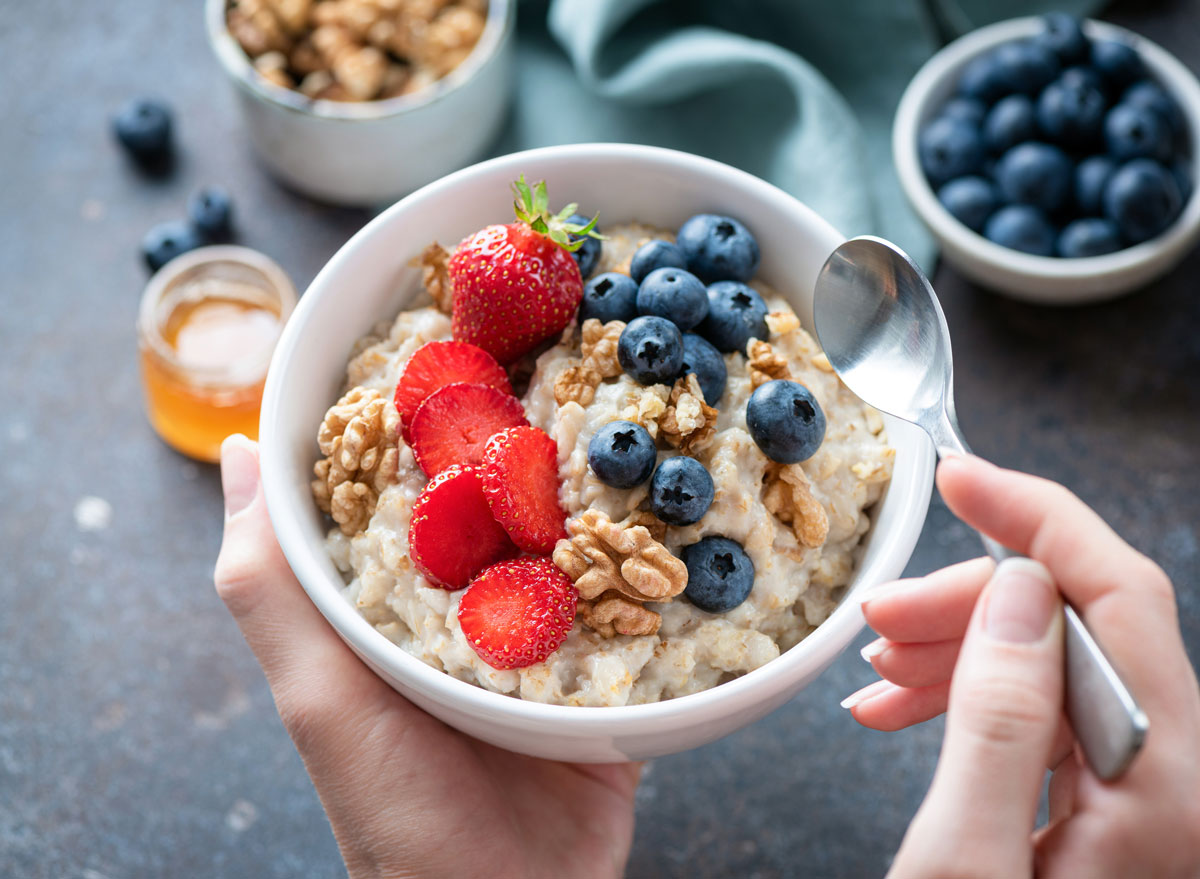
left=940, top=97, right=987, bottom=126
left=937, top=176, right=998, bottom=233
left=649, top=456, right=715, bottom=526
left=141, top=220, right=204, bottom=272
left=746, top=380, right=826, bottom=464
left=568, top=213, right=602, bottom=279
left=636, top=267, right=709, bottom=331
left=618, top=316, right=685, bottom=385
left=919, top=117, right=984, bottom=188
left=1075, top=155, right=1117, bottom=215
left=683, top=536, right=755, bottom=613
left=1037, top=76, right=1106, bottom=150
left=1092, top=40, right=1145, bottom=89
left=580, top=272, right=638, bottom=324
left=983, top=204, right=1057, bottom=256
left=587, top=420, right=657, bottom=489
left=187, top=185, right=234, bottom=242
left=1058, top=218, right=1122, bottom=257
left=1104, top=102, right=1172, bottom=162
left=112, top=98, right=174, bottom=168
left=630, top=239, right=688, bottom=285
left=1103, top=158, right=1183, bottom=244
left=676, top=214, right=761, bottom=283
left=994, top=142, right=1074, bottom=214
left=698, top=281, right=769, bottom=353
left=679, top=333, right=728, bottom=406
left=1036, top=13, right=1090, bottom=66
left=983, top=94, right=1038, bottom=154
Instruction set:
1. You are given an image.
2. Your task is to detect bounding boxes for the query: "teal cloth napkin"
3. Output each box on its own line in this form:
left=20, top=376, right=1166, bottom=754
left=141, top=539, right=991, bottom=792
left=492, top=0, right=1102, bottom=271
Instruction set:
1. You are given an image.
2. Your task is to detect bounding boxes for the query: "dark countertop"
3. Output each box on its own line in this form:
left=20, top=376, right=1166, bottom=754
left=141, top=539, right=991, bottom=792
left=2, top=2, right=1197, bottom=877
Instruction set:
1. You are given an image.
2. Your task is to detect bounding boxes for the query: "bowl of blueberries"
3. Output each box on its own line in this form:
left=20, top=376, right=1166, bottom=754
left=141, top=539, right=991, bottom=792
left=894, top=14, right=1200, bottom=303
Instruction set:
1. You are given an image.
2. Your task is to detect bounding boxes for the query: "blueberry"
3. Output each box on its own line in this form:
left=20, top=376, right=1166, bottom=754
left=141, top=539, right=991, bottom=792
left=698, top=281, right=769, bottom=353
left=1092, top=40, right=1145, bottom=89
left=682, top=537, right=755, bottom=614
left=649, top=456, right=715, bottom=526
left=630, top=239, right=688, bottom=285
left=1075, top=155, right=1117, bottom=215
left=983, top=205, right=1057, bottom=256
left=992, top=40, right=1059, bottom=96
left=617, top=316, right=685, bottom=385
left=112, top=98, right=174, bottom=167
left=994, top=142, right=1074, bottom=214
left=918, top=116, right=985, bottom=188
left=141, top=220, right=204, bottom=272
left=187, top=185, right=234, bottom=243
left=1104, top=158, right=1183, bottom=244
left=586, top=420, right=657, bottom=489
left=1105, top=103, right=1172, bottom=162
left=940, top=97, right=987, bottom=126
left=983, top=95, right=1038, bottom=154
left=1058, top=218, right=1122, bottom=257
left=937, top=176, right=998, bottom=233
left=957, top=50, right=1011, bottom=104
left=1172, top=159, right=1194, bottom=205
left=636, top=267, right=709, bottom=331
left=1036, top=13, right=1090, bottom=66
left=676, top=214, right=760, bottom=283
left=679, top=333, right=727, bottom=405
left=1059, top=65, right=1108, bottom=96
left=746, top=380, right=826, bottom=464
left=1123, top=80, right=1185, bottom=139
left=567, top=213, right=602, bottom=279
left=1037, top=76, right=1106, bottom=149
left=579, top=272, right=638, bottom=324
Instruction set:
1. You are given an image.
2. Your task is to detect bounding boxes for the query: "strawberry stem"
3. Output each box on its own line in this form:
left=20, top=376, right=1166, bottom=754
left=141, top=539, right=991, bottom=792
left=511, top=175, right=603, bottom=252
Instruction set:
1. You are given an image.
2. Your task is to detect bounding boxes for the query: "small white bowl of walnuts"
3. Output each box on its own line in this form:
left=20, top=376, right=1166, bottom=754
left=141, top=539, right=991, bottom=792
left=205, top=0, right=515, bottom=205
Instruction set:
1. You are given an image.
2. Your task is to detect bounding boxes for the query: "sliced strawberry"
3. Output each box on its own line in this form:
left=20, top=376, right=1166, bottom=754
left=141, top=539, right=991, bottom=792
left=409, top=465, right=519, bottom=590
left=409, top=382, right=528, bottom=477
left=393, top=341, right=512, bottom=439
left=481, top=426, right=567, bottom=554
left=457, top=557, right=578, bottom=669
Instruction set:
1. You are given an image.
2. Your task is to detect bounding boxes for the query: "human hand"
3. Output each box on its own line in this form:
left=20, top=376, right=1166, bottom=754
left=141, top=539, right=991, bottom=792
left=213, top=435, right=640, bottom=879
left=843, top=454, right=1200, bottom=878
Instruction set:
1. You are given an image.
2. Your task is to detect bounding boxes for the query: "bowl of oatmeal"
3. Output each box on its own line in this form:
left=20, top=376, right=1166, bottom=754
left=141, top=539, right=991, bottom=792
left=259, top=143, right=936, bottom=762
left=204, top=0, right=514, bottom=205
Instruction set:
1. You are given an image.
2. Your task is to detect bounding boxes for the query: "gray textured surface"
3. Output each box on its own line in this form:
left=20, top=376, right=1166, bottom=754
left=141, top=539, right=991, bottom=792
left=2, top=1, right=1197, bottom=877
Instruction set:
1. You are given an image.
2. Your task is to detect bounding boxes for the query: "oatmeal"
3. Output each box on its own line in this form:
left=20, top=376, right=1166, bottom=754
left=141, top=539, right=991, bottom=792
left=316, top=207, right=893, bottom=707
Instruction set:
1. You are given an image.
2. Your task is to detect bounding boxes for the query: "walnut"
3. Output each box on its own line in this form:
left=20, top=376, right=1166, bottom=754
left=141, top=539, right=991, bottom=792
left=228, top=0, right=292, bottom=56
left=312, top=387, right=401, bottom=536
left=419, top=5, right=485, bottom=75
left=578, top=591, right=661, bottom=638
left=810, top=352, right=835, bottom=373
left=747, top=339, right=792, bottom=389
left=766, top=309, right=801, bottom=336
left=659, top=373, right=717, bottom=454
left=553, top=509, right=687, bottom=604
left=331, top=44, right=388, bottom=99
left=762, top=462, right=829, bottom=549
left=416, top=242, right=454, bottom=313
left=263, top=0, right=312, bottom=34
left=253, top=51, right=294, bottom=87
left=553, top=319, right=625, bottom=407
left=299, top=69, right=335, bottom=97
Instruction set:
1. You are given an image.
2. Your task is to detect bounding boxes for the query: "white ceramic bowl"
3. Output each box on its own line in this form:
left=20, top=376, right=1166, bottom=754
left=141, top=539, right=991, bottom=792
left=894, top=17, right=1200, bottom=304
left=259, top=144, right=936, bottom=762
left=204, top=0, right=515, bottom=206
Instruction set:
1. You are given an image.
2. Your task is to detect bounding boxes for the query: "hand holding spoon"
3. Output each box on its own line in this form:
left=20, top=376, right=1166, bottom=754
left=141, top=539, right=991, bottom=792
left=813, top=235, right=1147, bottom=780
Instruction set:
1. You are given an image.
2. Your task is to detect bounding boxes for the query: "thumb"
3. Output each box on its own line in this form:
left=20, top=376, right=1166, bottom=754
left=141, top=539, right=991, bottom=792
left=891, top=558, right=1064, bottom=878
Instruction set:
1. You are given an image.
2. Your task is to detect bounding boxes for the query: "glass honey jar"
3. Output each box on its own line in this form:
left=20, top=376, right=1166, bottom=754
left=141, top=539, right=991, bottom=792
left=137, top=246, right=296, bottom=462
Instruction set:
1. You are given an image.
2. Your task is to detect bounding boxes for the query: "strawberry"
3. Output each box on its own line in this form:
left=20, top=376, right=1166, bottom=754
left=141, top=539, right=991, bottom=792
left=409, top=465, right=519, bottom=590
left=457, top=557, right=578, bottom=670
left=394, top=340, right=512, bottom=439
left=409, top=382, right=527, bottom=477
left=481, top=426, right=567, bottom=554
left=448, top=176, right=601, bottom=365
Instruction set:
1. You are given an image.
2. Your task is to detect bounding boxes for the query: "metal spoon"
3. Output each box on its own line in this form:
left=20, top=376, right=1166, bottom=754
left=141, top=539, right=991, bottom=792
left=813, top=235, right=1147, bottom=781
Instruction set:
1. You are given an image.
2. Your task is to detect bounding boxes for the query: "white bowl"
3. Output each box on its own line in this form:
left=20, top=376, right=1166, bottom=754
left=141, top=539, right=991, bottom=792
left=204, top=0, right=515, bottom=206
left=259, top=144, right=936, bottom=762
left=894, top=17, right=1200, bottom=304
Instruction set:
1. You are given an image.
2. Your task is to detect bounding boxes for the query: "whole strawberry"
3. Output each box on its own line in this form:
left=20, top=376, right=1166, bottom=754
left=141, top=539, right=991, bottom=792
left=449, top=176, right=600, bottom=365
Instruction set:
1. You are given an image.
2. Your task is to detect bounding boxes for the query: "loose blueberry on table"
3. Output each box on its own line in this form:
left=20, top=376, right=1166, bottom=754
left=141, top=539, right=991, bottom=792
left=187, top=185, right=235, bottom=243
left=112, top=97, right=174, bottom=169
left=920, top=13, right=1191, bottom=257
left=141, top=220, right=204, bottom=272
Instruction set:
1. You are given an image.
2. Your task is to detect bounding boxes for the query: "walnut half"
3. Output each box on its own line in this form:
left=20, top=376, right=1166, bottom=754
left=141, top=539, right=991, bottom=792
left=762, top=462, right=829, bottom=549
left=659, top=373, right=718, bottom=455
left=553, top=319, right=626, bottom=407
left=312, top=387, right=401, bottom=535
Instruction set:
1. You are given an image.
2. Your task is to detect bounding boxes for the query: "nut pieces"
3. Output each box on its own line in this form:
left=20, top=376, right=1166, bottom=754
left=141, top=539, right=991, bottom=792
left=553, top=319, right=626, bottom=407
left=312, top=387, right=401, bottom=535
left=747, top=338, right=792, bottom=389
left=762, top=461, right=829, bottom=549
left=659, top=373, right=717, bottom=455
left=418, top=242, right=454, bottom=314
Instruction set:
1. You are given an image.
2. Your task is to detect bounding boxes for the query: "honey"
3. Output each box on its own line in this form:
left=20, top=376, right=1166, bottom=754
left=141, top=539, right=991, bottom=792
left=138, top=247, right=296, bottom=462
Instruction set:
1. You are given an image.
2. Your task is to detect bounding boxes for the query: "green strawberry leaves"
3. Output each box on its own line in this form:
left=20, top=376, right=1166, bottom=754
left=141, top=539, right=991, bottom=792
left=511, top=174, right=603, bottom=252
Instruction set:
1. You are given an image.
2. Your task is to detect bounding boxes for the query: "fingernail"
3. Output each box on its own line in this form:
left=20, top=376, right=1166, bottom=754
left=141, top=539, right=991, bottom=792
left=840, top=678, right=893, bottom=710
left=984, top=558, right=1058, bottom=643
left=859, top=577, right=921, bottom=606
left=221, top=434, right=259, bottom=518
left=860, top=638, right=889, bottom=663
